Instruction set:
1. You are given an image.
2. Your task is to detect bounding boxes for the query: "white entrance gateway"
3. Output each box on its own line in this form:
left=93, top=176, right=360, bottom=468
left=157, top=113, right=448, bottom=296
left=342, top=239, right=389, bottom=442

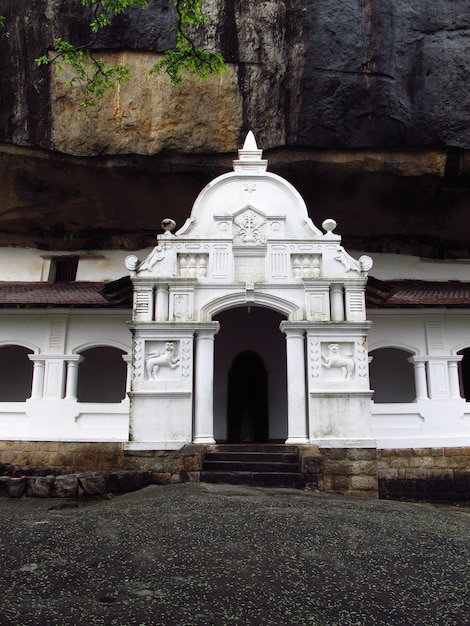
left=125, top=133, right=374, bottom=450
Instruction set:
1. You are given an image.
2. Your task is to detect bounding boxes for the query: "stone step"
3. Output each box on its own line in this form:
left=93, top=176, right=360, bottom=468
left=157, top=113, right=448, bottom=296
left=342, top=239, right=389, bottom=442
left=204, top=452, right=299, bottom=464
left=202, top=460, right=301, bottom=473
left=200, top=471, right=310, bottom=489
left=209, top=444, right=298, bottom=454
left=200, top=444, right=310, bottom=489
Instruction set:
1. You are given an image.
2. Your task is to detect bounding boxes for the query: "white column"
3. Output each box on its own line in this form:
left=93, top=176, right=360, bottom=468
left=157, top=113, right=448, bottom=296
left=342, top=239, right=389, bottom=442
left=281, top=323, right=308, bottom=443
left=409, top=357, right=428, bottom=401
left=65, top=356, right=83, bottom=400
left=29, top=357, right=45, bottom=399
left=155, top=283, right=169, bottom=322
left=330, top=283, right=345, bottom=322
left=122, top=354, right=132, bottom=393
left=193, top=323, right=220, bottom=444
left=448, top=356, right=463, bottom=399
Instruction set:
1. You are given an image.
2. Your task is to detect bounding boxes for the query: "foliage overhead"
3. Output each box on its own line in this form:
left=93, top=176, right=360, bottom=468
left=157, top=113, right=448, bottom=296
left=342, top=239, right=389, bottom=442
left=34, top=0, right=226, bottom=108
left=0, top=14, right=8, bottom=38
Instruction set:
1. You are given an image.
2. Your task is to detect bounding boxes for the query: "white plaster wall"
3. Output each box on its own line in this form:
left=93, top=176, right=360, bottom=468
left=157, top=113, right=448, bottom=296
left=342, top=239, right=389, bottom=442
left=353, top=252, right=470, bottom=281
left=368, top=310, right=470, bottom=447
left=0, top=247, right=153, bottom=282
left=2, top=244, right=470, bottom=448
left=4, top=246, right=470, bottom=284
left=0, top=310, right=131, bottom=441
left=368, top=311, right=470, bottom=356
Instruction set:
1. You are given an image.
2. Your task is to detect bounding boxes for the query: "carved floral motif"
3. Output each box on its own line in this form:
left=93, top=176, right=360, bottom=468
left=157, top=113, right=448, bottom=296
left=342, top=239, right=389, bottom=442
left=234, top=210, right=266, bottom=244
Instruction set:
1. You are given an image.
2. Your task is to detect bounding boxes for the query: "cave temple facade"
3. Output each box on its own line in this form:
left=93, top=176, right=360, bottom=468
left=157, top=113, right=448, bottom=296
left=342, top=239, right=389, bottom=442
left=0, top=134, right=469, bottom=460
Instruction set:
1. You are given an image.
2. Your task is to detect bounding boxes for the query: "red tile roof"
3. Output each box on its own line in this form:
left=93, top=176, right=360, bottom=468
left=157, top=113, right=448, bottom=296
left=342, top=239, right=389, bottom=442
left=0, top=279, right=468, bottom=309
left=369, top=280, right=470, bottom=308
left=0, top=282, right=128, bottom=308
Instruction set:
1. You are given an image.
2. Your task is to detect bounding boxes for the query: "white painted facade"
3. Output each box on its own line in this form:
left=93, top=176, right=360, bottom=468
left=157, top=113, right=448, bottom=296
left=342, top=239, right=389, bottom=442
left=0, top=133, right=469, bottom=449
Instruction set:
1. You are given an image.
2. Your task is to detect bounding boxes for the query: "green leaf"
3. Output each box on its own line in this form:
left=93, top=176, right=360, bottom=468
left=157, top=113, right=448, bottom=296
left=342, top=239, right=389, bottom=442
left=35, top=0, right=225, bottom=107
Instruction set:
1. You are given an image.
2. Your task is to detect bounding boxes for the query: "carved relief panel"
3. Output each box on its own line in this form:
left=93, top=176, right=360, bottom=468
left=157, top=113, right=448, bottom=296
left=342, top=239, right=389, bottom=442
left=234, top=208, right=267, bottom=245
left=177, top=254, right=208, bottom=278
left=305, top=288, right=330, bottom=321
left=320, top=342, right=355, bottom=381
left=144, top=341, right=181, bottom=381
left=169, top=291, right=193, bottom=322
left=292, top=254, right=322, bottom=279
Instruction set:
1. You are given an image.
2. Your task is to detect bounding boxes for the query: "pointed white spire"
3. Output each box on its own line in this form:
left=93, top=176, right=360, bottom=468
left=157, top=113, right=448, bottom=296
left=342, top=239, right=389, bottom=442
left=242, top=130, right=258, bottom=152
left=233, top=131, right=268, bottom=172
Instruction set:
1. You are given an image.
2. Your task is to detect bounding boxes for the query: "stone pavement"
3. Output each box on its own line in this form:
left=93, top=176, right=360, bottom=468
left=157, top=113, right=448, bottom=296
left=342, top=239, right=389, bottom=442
left=0, top=483, right=469, bottom=626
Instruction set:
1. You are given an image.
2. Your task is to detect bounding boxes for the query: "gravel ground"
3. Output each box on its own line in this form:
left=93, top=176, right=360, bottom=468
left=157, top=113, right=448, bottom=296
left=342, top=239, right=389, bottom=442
left=0, top=482, right=469, bottom=626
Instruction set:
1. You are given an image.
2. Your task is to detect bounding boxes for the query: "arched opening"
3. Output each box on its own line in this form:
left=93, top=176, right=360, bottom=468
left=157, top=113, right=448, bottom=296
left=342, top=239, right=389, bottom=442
left=0, top=345, right=33, bottom=401
left=369, top=347, right=416, bottom=403
left=77, top=346, right=127, bottom=403
left=213, top=306, right=287, bottom=442
left=458, top=348, right=470, bottom=401
left=227, top=350, right=268, bottom=442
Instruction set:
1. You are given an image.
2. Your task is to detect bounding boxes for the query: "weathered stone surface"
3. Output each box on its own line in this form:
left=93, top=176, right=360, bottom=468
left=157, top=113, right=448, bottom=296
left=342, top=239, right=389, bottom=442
left=105, top=470, right=153, bottom=494
left=50, top=55, right=242, bottom=157
left=52, top=474, right=79, bottom=498
left=0, top=476, right=26, bottom=497
left=6, top=477, right=26, bottom=498
left=324, top=460, right=377, bottom=476
left=351, top=475, right=379, bottom=491
left=347, top=448, right=377, bottom=461
left=26, top=476, right=55, bottom=497
left=180, top=471, right=201, bottom=483
left=0, top=1, right=470, bottom=255
left=2, top=0, right=470, bottom=151
left=179, top=444, right=205, bottom=472
left=301, top=456, right=323, bottom=475
left=78, top=475, right=107, bottom=496
left=150, top=472, right=173, bottom=485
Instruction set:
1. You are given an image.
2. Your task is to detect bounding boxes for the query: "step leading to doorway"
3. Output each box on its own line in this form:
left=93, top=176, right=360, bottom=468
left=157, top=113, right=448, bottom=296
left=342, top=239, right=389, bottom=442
left=200, top=444, right=317, bottom=489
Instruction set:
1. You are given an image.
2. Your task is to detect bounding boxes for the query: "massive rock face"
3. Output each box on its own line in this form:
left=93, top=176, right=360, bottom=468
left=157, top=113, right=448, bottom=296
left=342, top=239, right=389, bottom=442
left=1, top=0, right=469, bottom=256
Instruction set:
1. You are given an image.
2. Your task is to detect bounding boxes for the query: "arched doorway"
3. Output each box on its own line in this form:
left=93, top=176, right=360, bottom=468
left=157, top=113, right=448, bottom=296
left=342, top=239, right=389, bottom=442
left=458, top=347, right=470, bottom=400
left=227, top=350, right=268, bottom=442
left=0, top=345, right=33, bottom=401
left=369, top=347, right=416, bottom=403
left=213, top=306, right=287, bottom=442
left=77, top=346, right=127, bottom=403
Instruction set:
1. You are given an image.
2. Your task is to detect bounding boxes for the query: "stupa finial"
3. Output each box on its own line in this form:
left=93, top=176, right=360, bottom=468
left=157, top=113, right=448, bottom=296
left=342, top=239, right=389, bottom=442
left=242, top=130, right=258, bottom=152
left=233, top=131, right=268, bottom=172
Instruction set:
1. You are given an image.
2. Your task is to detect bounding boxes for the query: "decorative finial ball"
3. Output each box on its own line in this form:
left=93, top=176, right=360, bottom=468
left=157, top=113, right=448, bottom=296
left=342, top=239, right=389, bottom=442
left=161, top=218, right=176, bottom=233
left=322, top=218, right=337, bottom=233
left=359, top=255, right=373, bottom=272
left=125, top=255, right=139, bottom=271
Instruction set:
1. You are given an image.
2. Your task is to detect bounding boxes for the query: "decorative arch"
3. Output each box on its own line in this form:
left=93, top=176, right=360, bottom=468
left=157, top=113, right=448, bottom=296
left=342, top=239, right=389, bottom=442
left=76, top=345, right=128, bottom=403
left=72, top=339, right=130, bottom=355
left=456, top=346, right=470, bottom=402
left=368, top=340, right=419, bottom=356
left=0, top=344, right=34, bottom=402
left=213, top=305, right=288, bottom=442
left=200, top=291, right=302, bottom=322
left=452, top=341, right=470, bottom=355
left=0, top=339, right=39, bottom=353
left=369, top=346, right=416, bottom=403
